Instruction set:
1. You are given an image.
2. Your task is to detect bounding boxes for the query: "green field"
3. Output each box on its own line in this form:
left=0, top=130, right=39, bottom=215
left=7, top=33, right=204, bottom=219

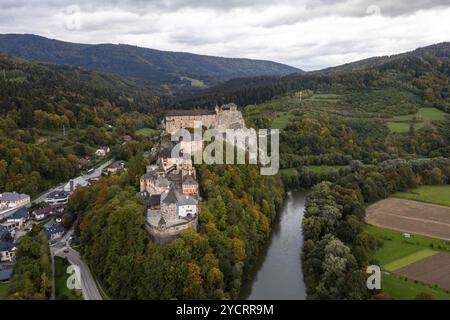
left=134, top=127, right=159, bottom=137
left=272, top=111, right=292, bottom=129
left=394, top=185, right=450, bottom=207
left=0, top=282, right=7, bottom=300
left=54, top=257, right=82, bottom=300
left=366, top=224, right=450, bottom=299
left=382, top=273, right=450, bottom=300
left=306, top=165, right=348, bottom=174
left=279, top=168, right=298, bottom=177
left=383, top=249, right=437, bottom=272
left=387, top=107, right=448, bottom=133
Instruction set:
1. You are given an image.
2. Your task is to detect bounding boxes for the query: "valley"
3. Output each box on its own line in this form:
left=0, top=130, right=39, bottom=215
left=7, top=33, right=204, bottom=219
left=0, top=37, right=449, bottom=301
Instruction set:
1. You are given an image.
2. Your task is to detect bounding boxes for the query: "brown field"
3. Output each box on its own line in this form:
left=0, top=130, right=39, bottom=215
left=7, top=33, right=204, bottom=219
left=396, top=252, right=450, bottom=290
left=365, top=198, right=450, bottom=241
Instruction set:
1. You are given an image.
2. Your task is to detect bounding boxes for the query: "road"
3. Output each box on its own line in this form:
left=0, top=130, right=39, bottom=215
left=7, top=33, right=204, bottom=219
left=50, top=230, right=103, bottom=300
left=33, top=158, right=114, bottom=204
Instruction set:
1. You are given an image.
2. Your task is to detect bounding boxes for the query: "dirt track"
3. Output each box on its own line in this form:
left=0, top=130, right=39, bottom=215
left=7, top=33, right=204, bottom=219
left=396, top=252, right=450, bottom=290
left=365, top=198, right=450, bottom=241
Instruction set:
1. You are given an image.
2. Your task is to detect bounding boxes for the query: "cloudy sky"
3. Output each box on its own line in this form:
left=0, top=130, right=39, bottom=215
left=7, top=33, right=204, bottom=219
left=0, top=0, right=449, bottom=70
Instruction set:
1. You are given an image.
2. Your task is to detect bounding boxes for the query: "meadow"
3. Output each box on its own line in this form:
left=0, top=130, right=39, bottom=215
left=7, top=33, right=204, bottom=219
left=366, top=224, right=450, bottom=299
left=393, top=185, right=450, bottom=207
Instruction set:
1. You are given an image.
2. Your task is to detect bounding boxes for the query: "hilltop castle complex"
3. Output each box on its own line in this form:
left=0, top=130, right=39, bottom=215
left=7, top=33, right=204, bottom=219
left=141, top=103, right=246, bottom=244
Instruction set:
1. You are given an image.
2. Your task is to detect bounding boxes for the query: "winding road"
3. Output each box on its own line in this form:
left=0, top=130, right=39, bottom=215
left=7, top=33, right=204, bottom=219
left=50, top=230, right=103, bottom=300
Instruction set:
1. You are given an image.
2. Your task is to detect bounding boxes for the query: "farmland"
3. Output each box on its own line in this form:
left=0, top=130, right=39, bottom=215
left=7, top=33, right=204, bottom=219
left=366, top=225, right=450, bottom=299
left=365, top=198, right=450, bottom=241
left=394, top=185, right=450, bottom=207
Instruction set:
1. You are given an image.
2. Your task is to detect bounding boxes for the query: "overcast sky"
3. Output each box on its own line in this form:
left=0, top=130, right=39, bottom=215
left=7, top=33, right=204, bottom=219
left=0, top=0, right=449, bottom=70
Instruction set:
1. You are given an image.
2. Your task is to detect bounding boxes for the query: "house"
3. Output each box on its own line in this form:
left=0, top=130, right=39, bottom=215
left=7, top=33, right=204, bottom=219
left=95, top=146, right=110, bottom=157
left=123, top=135, right=132, bottom=143
left=0, top=241, right=16, bottom=262
left=105, top=161, right=126, bottom=174
left=182, top=174, right=199, bottom=196
left=0, top=192, right=30, bottom=211
left=32, top=205, right=65, bottom=221
left=63, top=177, right=89, bottom=193
left=6, top=207, right=29, bottom=226
left=0, top=266, right=12, bottom=282
left=45, top=191, right=70, bottom=205
left=44, top=220, right=65, bottom=241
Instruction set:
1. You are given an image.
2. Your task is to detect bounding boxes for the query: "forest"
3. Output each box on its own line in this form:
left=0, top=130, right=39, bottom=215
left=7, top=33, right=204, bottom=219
left=0, top=54, right=158, bottom=196
left=5, top=226, right=52, bottom=300
left=70, top=160, right=284, bottom=299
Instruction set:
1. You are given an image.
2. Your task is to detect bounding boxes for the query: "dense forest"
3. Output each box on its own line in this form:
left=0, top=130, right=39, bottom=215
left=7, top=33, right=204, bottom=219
left=71, top=161, right=283, bottom=299
left=170, top=42, right=450, bottom=113
left=302, top=157, right=450, bottom=299
left=0, top=34, right=300, bottom=89
left=0, top=54, right=158, bottom=196
left=5, top=226, right=52, bottom=300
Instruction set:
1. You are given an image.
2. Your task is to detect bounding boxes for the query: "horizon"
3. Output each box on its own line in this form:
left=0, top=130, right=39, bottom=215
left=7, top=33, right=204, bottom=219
left=0, top=1, right=449, bottom=71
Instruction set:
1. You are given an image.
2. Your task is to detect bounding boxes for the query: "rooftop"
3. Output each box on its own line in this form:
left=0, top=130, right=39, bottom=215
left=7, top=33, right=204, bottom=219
left=0, top=192, right=29, bottom=202
left=182, top=174, right=198, bottom=186
left=162, top=186, right=178, bottom=204
left=0, top=267, right=12, bottom=281
left=166, top=109, right=216, bottom=117
left=7, top=207, right=29, bottom=220
left=46, top=191, right=70, bottom=200
left=0, top=241, right=16, bottom=251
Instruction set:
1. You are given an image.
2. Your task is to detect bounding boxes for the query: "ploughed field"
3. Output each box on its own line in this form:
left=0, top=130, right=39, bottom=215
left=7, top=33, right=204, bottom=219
left=365, top=198, right=450, bottom=241
left=396, top=252, right=450, bottom=291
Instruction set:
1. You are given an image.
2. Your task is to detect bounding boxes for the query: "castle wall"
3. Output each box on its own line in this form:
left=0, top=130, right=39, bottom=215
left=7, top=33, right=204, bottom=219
left=145, top=216, right=198, bottom=245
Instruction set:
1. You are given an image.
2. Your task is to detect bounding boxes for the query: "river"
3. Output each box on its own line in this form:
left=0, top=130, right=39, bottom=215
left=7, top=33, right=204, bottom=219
left=241, top=191, right=308, bottom=300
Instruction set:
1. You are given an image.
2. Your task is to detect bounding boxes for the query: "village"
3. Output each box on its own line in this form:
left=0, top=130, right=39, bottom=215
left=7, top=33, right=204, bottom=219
left=0, top=149, right=127, bottom=283
left=0, top=103, right=245, bottom=285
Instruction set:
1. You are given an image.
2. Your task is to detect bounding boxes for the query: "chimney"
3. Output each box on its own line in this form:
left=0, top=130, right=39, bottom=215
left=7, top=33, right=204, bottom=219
left=70, top=180, right=74, bottom=193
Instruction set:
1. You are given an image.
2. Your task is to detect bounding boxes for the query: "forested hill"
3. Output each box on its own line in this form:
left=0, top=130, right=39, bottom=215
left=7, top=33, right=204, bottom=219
left=0, top=34, right=301, bottom=89
left=170, top=42, right=450, bottom=112
left=0, top=53, right=159, bottom=196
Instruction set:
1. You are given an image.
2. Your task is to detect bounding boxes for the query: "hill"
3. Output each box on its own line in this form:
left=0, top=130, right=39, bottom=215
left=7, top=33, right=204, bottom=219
left=0, top=53, right=159, bottom=197
left=0, top=34, right=301, bottom=89
left=171, top=42, right=450, bottom=112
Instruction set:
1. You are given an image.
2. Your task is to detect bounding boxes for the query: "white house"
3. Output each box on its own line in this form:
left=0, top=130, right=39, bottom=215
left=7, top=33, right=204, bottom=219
left=0, top=242, right=17, bottom=262
left=177, top=195, right=198, bottom=218
left=95, top=146, right=110, bottom=157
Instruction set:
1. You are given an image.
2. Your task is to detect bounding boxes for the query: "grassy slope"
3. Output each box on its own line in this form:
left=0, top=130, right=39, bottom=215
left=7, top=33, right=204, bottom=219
left=382, top=273, right=450, bottom=300
left=383, top=249, right=437, bottom=271
left=366, top=225, right=450, bottom=299
left=0, top=282, right=7, bottom=300
left=54, top=257, right=82, bottom=300
left=393, top=185, right=450, bottom=207
left=135, top=127, right=159, bottom=137
left=387, top=107, right=448, bottom=133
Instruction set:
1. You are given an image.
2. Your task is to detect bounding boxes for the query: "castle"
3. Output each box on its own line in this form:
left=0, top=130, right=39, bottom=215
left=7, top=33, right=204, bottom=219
left=165, top=103, right=245, bottom=134
left=140, top=139, right=200, bottom=244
